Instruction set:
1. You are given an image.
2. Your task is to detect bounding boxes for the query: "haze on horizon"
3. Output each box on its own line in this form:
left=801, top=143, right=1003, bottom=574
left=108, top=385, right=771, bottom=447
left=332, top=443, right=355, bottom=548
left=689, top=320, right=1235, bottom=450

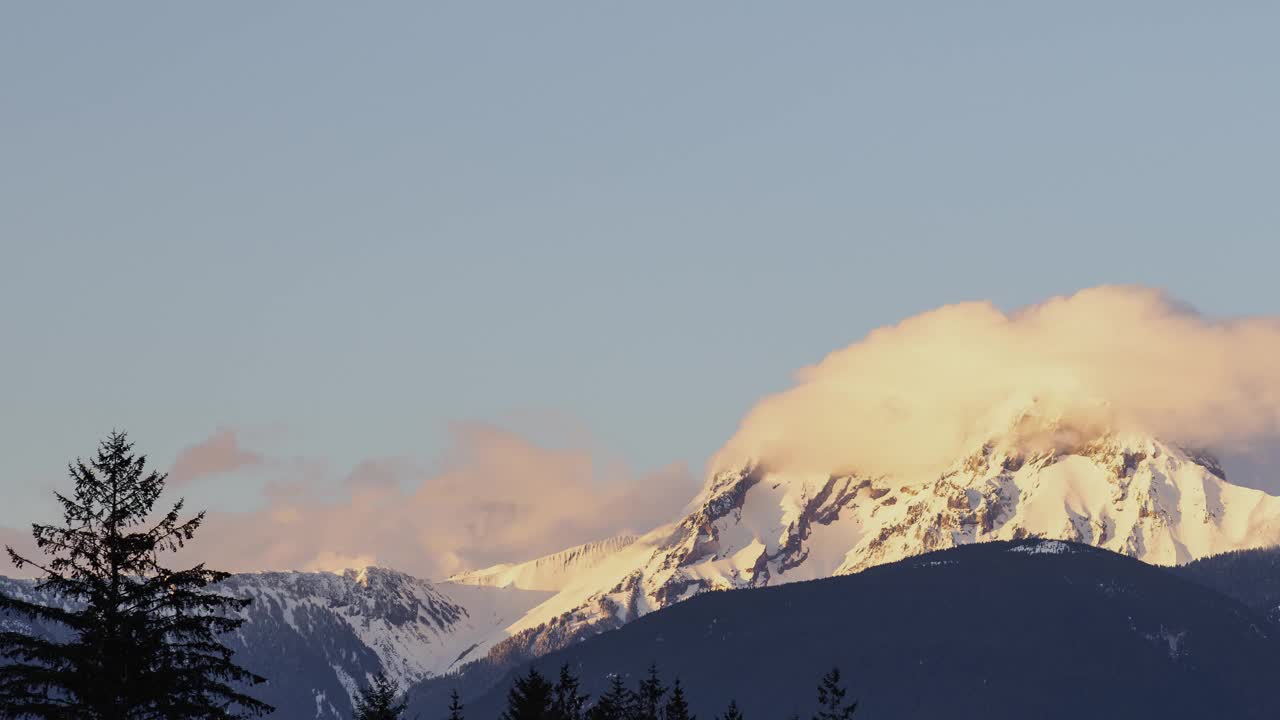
left=4, top=3, right=1280, bottom=578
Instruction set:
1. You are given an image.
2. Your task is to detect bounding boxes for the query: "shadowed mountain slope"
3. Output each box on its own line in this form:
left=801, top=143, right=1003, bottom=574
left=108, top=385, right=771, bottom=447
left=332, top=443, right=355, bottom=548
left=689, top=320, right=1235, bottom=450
left=439, top=540, right=1280, bottom=720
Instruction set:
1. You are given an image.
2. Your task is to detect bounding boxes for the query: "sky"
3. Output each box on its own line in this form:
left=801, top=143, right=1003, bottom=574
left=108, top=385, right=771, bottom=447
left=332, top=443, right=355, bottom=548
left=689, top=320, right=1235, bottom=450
left=3, top=3, right=1279, bottom=576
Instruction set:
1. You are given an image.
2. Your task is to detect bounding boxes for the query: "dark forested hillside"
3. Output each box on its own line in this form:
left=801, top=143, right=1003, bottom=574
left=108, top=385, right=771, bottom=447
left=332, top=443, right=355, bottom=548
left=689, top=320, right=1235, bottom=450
left=11, top=539, right=1280, bottom=718
left=426, top=540, right=1280, bottom=720
left=1174, top=546, right=1280, bottom=623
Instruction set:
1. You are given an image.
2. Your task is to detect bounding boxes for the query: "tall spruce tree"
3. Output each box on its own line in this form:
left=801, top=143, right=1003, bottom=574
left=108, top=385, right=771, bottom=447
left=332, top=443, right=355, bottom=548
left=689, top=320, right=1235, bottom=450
left=0, top=431, right=272, bottom=719
left=446, top=689, right=465, bottom=720
left=635, top=663, right=665, bottom=720
left=551, top=664, right=587, bottom=720
left=353, top=671, right=407, bottom=720
left=717, top=700, right=744, bottom=720
left=587, top=674, right=635, bottom=720
left=662, top=678, right=693, bottom=720
left=813, top=668, right=857, bottom=720
left=502, top=667, right=555, bottom=720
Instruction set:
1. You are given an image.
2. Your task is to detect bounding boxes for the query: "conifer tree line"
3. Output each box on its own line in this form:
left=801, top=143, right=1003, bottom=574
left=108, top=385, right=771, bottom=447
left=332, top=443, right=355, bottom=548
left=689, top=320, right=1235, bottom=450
left=394, top=662, right=858, bottom=720
left=353, top=671, right=409, bottom=720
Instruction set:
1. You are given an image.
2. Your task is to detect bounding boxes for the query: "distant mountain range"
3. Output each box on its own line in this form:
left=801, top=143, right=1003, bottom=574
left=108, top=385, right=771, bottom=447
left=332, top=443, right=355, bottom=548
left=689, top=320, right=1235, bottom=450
left=7, top=409, right=1280, bottom=717
left=419, top=412, right=1280, bottom=704
left=0, top=569, right=551, bottom=719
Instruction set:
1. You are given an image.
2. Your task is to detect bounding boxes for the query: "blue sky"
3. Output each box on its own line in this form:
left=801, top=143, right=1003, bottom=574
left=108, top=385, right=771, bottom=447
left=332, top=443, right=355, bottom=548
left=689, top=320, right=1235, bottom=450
left=3, top=3, right=1279, bottom=530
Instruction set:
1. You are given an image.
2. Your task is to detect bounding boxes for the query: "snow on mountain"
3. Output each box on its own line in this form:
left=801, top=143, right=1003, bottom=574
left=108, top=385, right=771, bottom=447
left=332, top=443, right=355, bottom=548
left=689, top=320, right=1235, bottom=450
left=447, top=535, right=638, bottom=592
left=0, top=567, right=551, bottom=720
left=227, top=569, right=434, bottom=694
left=454, top=540, right=1280, bottom=720
left=10, top=406, right=1280, bottom=719
left=475, top=410, right=1280, bottom=656
left=222, top=567, right=552, bottom=697
left=0, top=577, right=77, bottom=642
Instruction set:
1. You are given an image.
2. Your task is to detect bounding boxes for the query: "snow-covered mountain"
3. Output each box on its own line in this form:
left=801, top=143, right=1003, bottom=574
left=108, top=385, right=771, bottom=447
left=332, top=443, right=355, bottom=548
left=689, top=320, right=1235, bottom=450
left=224, top=568, right=548, bottom=696
left=9, top=408, right=1280, bottom=719
left=457, top=540, right=1280, bottom=720
left=447, top=535, right=638, bottom=592
left=443, top=411, right=1280, bottom=670
left=0, top=568, right=551, bottom=720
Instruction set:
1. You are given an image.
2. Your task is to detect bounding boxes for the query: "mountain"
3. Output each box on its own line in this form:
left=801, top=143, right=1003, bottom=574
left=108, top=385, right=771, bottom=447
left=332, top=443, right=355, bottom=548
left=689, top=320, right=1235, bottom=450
left=8, top=412, right=1280, bottom=718
left=1175, top=545, right=1280, bottom=623
left=0, top=577, right=77, bottom=644
left=456, top=540, right=1280, bottom=719
left=0, top=569, right=551, bottom=720
left=425, top=416, right=1280, bottom=698
left=447, top=535, right=639, bottom=592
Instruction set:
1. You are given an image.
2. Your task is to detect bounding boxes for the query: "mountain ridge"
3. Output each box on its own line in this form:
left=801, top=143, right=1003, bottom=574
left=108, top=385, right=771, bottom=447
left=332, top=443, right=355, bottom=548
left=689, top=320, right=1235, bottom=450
left=394, top=420, right=1280, bottom=708
left=472, top=426, right=1280, bottom=645
left=0, top=567, right=551, bottom=720
left=7, top=416, right=1280, bottom=718
left=447, top=535, right=639, bottom=592
left=450, top=539, right=1280, bottom=719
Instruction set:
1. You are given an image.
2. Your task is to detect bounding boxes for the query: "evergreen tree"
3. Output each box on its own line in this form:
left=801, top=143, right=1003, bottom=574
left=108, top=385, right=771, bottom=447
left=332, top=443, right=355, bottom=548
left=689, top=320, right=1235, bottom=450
left=662, top=678, right=693, bottom=720
left=635, top=663, right=666, bottom=720
left=717, top=700, right=744, bottom=720
left=551, top=664, right=588, bottom=720
left=587, top=674, right=636, bottom=720
left=353, top=671, right=408, bottom=720
left=813, top=668, right=857, bottom=720
left=0, top=431, right=272, bottom=719
left=446, top=688, right=465, bottom=720
left=502, top=667, right=555, bottom=720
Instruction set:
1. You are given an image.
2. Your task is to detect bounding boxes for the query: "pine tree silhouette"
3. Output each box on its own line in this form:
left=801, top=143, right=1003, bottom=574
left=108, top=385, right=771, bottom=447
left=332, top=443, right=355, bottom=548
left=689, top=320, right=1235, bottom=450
left=0, top=431, right=272, bottom=719
left=502, top=667, right=555, bottom=720
left=813, top=668, right=857, bottom=720
left=718, top=699, right=744, bottom=720
left=663, top=678, right=694, bottom=720
left=446, top=688, right=465, bottom=720
left=353, top=671, right=408, bottom=719
left=587, top=674, right=636, bottom=720
left=635, top=662, right=666, bottom=720
left=551, top=664, right=588, bottom=720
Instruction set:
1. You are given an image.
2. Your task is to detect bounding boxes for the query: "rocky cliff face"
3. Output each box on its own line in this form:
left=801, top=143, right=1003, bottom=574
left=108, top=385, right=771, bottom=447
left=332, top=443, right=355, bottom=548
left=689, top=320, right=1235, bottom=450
left=222, top=568, right=469, bottom=697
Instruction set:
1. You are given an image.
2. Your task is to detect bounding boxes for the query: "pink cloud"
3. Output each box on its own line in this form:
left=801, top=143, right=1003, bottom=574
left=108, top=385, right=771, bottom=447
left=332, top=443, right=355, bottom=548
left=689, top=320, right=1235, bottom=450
left=714, top=285, right=1280, bottom=483
left=6, top=427, right=693, bottom=580
left=185, top=424, right=695, bottom=578
left=169, top=428, right=264, bottom=486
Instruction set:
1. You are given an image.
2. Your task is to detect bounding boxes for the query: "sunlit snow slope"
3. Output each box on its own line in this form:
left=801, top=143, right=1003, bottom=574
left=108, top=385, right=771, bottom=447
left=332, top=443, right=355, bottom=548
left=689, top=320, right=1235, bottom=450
left=451, top=409, right=1280, bottom=665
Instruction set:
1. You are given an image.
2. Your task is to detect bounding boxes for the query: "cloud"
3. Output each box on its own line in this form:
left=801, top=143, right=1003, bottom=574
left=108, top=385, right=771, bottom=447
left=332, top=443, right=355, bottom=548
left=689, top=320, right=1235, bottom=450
left=169, top=428, right=264, bottom=486
left=2, top=426, right=693, bottom=579
left=302, top=552, right=379, bottom=574
left=187, top=424, right=695, bottom=578
left=12, top=285, right=1279, bottom=579
left=713, top=286, right=1280, bottom=486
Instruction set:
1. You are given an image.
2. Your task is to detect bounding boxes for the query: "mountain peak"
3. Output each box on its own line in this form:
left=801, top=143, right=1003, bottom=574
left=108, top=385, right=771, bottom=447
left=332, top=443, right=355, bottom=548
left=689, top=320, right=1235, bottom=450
left=478, top=421, right=1280, bottom=659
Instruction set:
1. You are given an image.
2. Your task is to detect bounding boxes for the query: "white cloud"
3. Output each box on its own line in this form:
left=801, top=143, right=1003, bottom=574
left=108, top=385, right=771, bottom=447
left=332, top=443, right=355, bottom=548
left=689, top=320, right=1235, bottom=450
left=188, top=423, right=695, bottom=578
left=714, top=285, right=1280, bottom=486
